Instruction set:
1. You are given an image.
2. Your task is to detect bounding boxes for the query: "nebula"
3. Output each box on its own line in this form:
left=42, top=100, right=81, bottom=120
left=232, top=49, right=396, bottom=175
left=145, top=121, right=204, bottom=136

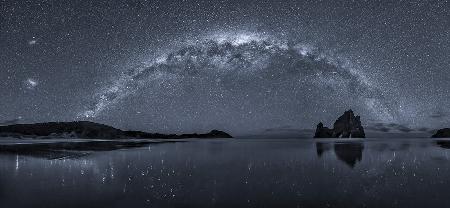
left=79, top=32, right=397, bottom=133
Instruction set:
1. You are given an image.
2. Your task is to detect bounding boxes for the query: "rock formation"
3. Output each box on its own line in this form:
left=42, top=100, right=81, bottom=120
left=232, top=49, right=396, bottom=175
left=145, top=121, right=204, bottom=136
left=314, top=110, right=365, bottom=138
left=314, top=123, right=333, bottom=138
left=0, top=121, right=233, bottom=139
left=432, top=128, right=450, bottom=138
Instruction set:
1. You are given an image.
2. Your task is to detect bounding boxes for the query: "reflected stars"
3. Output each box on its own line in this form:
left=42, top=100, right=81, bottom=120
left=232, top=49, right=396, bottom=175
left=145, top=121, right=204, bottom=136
left=28, top=37, right=37, bottom=45
left=2, top=139, right=450, bottom=206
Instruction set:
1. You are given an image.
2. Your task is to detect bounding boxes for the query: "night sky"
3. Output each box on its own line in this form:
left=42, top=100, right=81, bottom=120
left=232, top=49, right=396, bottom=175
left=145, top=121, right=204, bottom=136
left=1, top=0, right=449, bottom=135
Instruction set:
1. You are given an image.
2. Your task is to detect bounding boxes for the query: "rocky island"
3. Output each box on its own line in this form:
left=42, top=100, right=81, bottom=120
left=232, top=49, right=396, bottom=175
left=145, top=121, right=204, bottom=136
left=0, top=121, right=233, bottom=139
left=314, top=110, right=366, bottom=138
left=432, top=128, right=450, bottom=138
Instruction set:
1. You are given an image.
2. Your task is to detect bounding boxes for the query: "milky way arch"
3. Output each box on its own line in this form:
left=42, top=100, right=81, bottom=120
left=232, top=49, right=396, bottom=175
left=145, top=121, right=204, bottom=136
left=79, top=32, right=397, bottom=132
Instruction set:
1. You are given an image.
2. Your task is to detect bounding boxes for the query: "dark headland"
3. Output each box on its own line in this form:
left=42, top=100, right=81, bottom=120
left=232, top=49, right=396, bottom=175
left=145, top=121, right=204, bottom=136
left=0, top=121, right=232, bottom=159
left=0, top=121, right=233, bottom=139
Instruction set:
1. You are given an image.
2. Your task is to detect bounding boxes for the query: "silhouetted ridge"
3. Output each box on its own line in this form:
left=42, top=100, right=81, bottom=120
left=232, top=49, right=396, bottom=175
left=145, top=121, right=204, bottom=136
left=0, top=121, right=232, bottom=139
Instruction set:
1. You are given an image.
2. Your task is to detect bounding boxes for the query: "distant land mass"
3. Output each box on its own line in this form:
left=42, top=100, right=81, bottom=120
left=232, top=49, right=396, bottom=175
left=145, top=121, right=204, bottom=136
left=0, top=121, right=233, bottom=139
left=432, top=128, right=450, bottom=138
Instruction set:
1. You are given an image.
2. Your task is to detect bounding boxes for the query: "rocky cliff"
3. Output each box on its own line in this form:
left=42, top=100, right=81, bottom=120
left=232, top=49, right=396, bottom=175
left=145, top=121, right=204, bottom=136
left=314, top=110, right=365, bottom=138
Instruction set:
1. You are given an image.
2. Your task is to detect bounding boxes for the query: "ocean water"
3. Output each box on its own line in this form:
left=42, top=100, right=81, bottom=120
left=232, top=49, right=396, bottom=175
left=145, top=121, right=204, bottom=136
left=1, top=138, right=450, bottom=208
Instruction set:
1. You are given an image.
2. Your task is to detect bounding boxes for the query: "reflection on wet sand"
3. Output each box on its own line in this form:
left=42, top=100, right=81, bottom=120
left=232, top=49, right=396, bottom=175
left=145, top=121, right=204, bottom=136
left=315, top=142, right=331, bottom=157
left=436, top=140, right=450, bottom=149
left=0, top=140, right=176, bottom=160
left=316, top=141, right=364, bottom=168
left=334, top=142, right=364, bottom=167
left=2, top=139, right=450, bottom=208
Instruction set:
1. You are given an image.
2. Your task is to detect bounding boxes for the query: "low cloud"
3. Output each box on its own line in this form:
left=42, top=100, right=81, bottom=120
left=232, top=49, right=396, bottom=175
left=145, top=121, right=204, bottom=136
left=366, top=123, right=430, bottom=133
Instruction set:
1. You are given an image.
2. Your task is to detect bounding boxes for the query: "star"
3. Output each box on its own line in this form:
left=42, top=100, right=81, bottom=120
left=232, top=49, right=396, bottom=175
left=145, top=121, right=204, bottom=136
left=25, top=78, right=38, bottom=90
left=0, top=0, right=447, bottom=133
left=28, top=38, right=37, bottom=45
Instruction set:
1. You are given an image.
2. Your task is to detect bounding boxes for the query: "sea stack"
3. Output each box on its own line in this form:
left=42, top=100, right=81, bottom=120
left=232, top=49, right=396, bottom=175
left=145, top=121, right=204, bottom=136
left=314, top=110, right=366, bottom=138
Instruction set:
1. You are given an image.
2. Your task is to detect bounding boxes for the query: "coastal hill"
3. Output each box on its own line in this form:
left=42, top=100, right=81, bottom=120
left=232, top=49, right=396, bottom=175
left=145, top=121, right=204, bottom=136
left=432, top=128, right=450, bottom=138
left=0, top=121, right=233, bottom=139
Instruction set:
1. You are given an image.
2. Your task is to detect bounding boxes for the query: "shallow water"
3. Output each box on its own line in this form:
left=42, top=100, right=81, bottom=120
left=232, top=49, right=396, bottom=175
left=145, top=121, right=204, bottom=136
left=1, top=138, right=450, bottom=208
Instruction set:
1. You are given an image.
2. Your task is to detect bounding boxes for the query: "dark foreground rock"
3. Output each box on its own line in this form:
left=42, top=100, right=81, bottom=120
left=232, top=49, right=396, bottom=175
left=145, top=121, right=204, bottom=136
left=314, top=110, right=365, bottom=138
left=432, top=128, right=450, bottom=138
left=0, top=121, right=233, bottom=139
